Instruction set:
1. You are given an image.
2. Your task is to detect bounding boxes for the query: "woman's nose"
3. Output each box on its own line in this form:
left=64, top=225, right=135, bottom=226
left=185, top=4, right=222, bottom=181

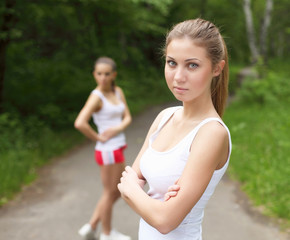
left=174, top=67, right=185, bottom=82
left=100, top=75, right=107, bottom=81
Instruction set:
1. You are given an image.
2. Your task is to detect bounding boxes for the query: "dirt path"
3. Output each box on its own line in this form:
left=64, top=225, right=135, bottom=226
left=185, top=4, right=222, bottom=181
left=0, top=103, right=288, bottom=240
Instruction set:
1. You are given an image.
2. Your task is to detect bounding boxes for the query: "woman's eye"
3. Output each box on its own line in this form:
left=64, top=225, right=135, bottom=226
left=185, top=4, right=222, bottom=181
left=167, top=60, right=176, bottom=67
left=189, top=63, right=198, bottom=69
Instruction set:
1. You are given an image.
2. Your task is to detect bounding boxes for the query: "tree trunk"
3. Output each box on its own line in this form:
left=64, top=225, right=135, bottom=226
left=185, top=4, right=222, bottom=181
left=260, top=0, right=273, bottom=58
left=243, top=0, right=259, bottom=63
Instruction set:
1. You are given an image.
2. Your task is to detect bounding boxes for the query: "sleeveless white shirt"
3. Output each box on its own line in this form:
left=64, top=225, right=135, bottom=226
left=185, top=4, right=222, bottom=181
left=139, top=106, right=232, bottom=240
left=91, top=89, right=126, bottom=151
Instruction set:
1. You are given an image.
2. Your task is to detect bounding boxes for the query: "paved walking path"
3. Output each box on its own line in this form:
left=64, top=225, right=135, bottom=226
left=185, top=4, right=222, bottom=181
left=0, top=103, right=288, bottom=240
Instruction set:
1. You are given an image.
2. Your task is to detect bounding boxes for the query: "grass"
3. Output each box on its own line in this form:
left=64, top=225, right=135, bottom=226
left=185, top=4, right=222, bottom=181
left=224, top=100, right=290, bottom=227
left=0, top=128, right=84, bottom=206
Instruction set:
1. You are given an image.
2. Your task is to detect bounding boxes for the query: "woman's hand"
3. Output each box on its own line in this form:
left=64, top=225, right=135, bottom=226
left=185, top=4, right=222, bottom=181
left=164, top=183, right=180, bottom=201
left=99, top=126, right=120, bottom=142
left=118, top=166, right=144, bottom=198
left=97, top=134, right=108, bottom=143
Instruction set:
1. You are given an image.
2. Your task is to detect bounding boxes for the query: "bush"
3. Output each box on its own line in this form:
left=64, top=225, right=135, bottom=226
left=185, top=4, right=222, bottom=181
left=118, top=65, right=173, bottom=114
left=236, top=69, right=290, bottom=106
left=228, top=63, right=244, bottom=95
left=0, top=113, right=83, bottom=205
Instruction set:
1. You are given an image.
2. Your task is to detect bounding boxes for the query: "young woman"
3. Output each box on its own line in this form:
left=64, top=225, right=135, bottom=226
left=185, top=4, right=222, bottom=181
left=118, top=18, right=232, bottom=240
left=75, top=57, right=132, bottom=240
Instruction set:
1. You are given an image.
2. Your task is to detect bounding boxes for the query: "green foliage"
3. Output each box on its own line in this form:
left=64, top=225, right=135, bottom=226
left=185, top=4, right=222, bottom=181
left=164, top=0, right=249, bottom=62
left=129, top=0, right=173, bottom=15
left=228, top=63, right=244, bottom=95
left=118, top=65, right=173, bottom=114
left=236, top=64, right=290, bottom=106
left=5, top=45, right=93, bottom=128
left=268, top=0, right=290, bottom=59
left=224, top=62, right=290, bottom=223
left=0, top=112, right=83, bottom=205
left=224, top=102, right=290, bottom=221
left=2, top=0, right=288, bottom=127
left=2, top=0, right=173, bottom=128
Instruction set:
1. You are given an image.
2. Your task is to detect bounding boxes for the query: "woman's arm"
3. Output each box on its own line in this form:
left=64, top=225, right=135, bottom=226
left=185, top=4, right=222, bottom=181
left=118, top=121, right=229, bottom=234
left=99, top=86, right=132, bottom=141
left=74, top=93, right=104, bottom=142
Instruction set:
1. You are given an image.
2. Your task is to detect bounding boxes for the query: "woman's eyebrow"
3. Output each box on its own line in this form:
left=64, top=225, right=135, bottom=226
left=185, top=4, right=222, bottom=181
left=166, top=56, right=202, bottom=62
left=185, top=58, right=202, bottom=62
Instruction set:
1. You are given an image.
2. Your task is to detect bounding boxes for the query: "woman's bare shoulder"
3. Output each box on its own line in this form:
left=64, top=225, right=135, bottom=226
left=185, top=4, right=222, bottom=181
left=199, top=120, right=228, bottom=139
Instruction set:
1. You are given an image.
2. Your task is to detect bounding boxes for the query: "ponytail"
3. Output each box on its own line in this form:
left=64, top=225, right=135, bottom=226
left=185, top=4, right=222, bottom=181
left=211, top=37, right=229, bottom=117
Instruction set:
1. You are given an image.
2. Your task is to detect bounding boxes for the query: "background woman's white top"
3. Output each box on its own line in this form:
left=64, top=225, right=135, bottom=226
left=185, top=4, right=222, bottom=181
left=91, top=89, right=126, bottom=151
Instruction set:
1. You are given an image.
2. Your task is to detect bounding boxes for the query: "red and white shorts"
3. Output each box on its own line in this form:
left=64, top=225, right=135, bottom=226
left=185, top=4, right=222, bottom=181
left=95, top=145, right=127, bottom=166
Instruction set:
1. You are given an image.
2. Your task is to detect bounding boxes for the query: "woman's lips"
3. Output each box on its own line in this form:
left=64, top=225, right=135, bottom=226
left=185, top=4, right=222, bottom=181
left=174, top=86, right=188, bottom=94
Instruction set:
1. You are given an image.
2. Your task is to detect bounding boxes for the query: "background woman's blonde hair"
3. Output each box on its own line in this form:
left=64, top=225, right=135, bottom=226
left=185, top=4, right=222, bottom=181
left=164, top=18, right=229, bottom=117
left=94, top=57, right=117, bottom=71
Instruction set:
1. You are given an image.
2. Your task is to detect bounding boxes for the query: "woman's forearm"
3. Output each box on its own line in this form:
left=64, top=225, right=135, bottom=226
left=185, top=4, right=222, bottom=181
left=74, top=121, right=99, bottom=142
left=117, top=115, right=132, bottom=133
left=121, top=184, right=179, bottom=234
left=118, top=167, right=181, bottom=234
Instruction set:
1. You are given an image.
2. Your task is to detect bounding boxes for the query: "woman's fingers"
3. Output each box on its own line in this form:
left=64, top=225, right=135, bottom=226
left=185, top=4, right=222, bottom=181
left=167, top=191, right=178, bottom=197
left=125, top=166, right=136, bottom=175
left=164, top=184, right=180, bottom=201
left=168, top=184, right=180, bottom=192
left=121, top=166, right=132, bottom=177
left=164, top=194, right=170, bottom=201
left=120, top=166, right=138, bottom=184
left=164, top=191, right=178, bottom=201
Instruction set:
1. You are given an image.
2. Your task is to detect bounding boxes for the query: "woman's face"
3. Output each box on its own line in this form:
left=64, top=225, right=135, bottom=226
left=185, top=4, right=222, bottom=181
left=164, top=37, right=221, bottom=103
left=93, top=63, right=116, bottom=91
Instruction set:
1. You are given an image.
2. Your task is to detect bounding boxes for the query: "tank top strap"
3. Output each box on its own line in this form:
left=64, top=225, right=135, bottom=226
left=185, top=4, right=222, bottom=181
left=184, top=117, right=232, bottom=154
left=157, top=106, right=182, bottom=131
left=115, top=88, right=122, bottom=101
left=91, top=89, right=105, bottom=101
left=92, top=88, right=123, bottom=103
left=195, top=117, right=224, bottom=130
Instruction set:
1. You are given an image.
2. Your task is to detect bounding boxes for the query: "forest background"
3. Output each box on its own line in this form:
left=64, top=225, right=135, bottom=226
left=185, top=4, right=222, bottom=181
left=0, top=0, right=289, bottom=230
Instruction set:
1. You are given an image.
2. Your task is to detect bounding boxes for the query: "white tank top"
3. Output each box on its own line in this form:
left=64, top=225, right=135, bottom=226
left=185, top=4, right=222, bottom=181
left=91, top=89, right=126, bottom=151
left=139, top=106, right=232, bottom=240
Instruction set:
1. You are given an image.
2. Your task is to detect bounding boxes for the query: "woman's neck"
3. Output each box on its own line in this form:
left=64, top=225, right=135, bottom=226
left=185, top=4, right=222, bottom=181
left=97, top=86, right=114, bottom=94
left=182, top=97, right=218, bottom=121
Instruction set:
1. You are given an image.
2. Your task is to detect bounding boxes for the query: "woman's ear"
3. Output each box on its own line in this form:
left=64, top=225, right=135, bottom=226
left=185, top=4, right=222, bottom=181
left=113, top=71, right=118, bottom=79
left=92, top=70, right=96, bottom=78
left=213, top=60, right=225, bottom=77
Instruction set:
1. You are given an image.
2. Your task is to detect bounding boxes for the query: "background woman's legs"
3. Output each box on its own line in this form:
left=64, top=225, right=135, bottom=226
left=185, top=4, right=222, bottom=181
left=89, top=163, right=124, bottom=234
